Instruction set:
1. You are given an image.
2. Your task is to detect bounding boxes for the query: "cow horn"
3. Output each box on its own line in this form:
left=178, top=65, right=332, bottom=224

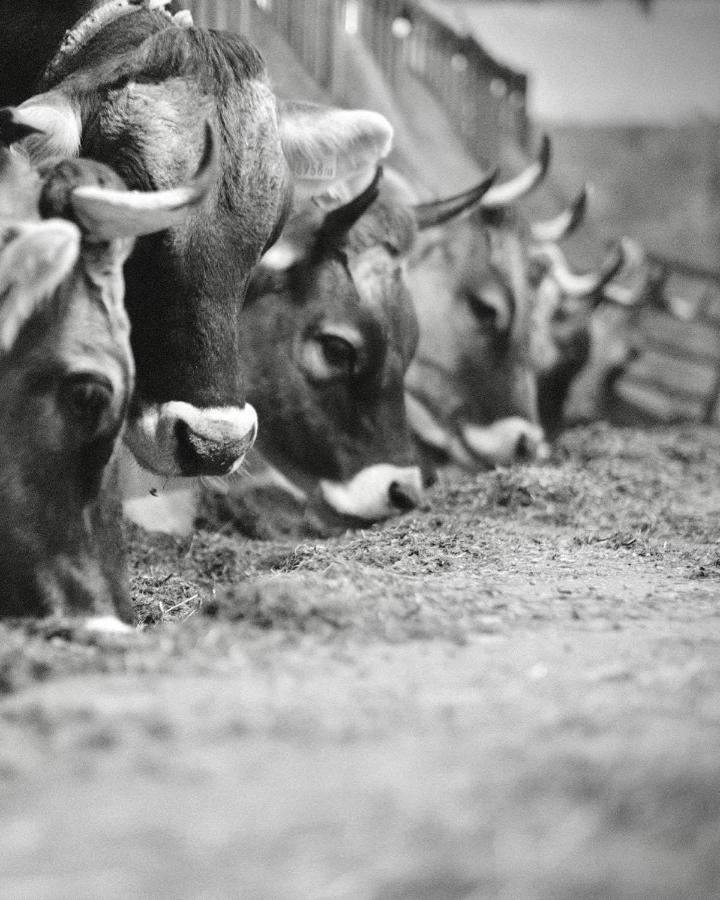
left=413, top=171, right=497, bottom=230
left=531, top=240, right=625, bottom=299
left=479, top=134, right=551, bottom=209
left=316, top=166, right=383, bottom=245
left=601, top=237, right=651, bottom=306
left=69, top=122, right=218, bottom=240
left=529, top=184, right=588, bottom=243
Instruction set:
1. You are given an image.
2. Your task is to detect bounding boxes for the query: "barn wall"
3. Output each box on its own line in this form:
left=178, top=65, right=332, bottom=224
left=187, top=1, right=720, bottom=428
left=189, top=0, right=528, bottom=163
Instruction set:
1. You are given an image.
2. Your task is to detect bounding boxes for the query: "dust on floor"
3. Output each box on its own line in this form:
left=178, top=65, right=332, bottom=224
left=1, top=422, right=720, bottom=898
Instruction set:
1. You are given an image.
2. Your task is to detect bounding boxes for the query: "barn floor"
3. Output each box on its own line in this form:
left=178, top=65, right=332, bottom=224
left=1, top=422, right=720, bottom=898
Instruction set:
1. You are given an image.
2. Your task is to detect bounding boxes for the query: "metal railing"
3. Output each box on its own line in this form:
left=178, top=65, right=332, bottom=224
left=612, top=258, right=720, bottom=425
left=188, top=0, right=528, bottom=162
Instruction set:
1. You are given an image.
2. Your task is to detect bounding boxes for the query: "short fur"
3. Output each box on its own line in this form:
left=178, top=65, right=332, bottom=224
left=236, top=184, right=422, bottom=523
left=5, top=5, right=394, bottom=476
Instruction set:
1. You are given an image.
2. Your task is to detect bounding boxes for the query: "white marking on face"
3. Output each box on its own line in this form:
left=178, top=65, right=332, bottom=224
left=320, top=464, right=424, bottom=521
left=118, top=444, right=201, bottom=536
left=261, top=239, right=302, bottom=271
left=404, top=392, right=452, bottom=455
left=460, top=418, right=549, bottom=467
left=83, top=616, right=133, bottom=634
left=124, top=401, right=258, bottom=476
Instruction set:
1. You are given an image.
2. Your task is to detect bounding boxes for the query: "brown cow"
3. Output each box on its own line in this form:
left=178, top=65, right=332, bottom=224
left=4, top=0, right=395, bottom=477
left=0, top=114, right=214, bottom=623
left=402, top=141, right=629, bottom=468
left=121, top=168, right=498, bottom=535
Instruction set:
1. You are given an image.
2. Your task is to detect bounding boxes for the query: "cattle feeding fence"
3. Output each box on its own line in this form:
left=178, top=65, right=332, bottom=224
left=188, top=1, right=720, bottom=429
left=612, top=258, right=720, bottom=426
left=188, top=0, right=528, bottom=163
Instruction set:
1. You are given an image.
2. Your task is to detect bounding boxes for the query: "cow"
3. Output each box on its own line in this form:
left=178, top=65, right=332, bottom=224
left=0, top=215, right=133, bottom=625
left=4, top=0, right=396, bottom=479
left=0, top=115, right=214, bottom=623
left=402, top=137, right=555, bottom=469
left=538, top=237, right=655, bottom=430
left=401, top=139, right=630, bottom=469
left=124, top=165, right=500, bottom=535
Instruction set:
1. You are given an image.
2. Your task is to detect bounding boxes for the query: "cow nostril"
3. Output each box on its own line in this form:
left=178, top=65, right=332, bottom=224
left=389, top=480, right=419, bottom=512
left=175, top=418, right=249, bottom=476
left=515, top=432, right=530, bottom=461
left=422, top=466, right=438, bottom=488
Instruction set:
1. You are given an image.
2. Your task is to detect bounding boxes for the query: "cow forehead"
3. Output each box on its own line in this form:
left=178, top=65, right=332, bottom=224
left=349, top=247, right=417, bottom=361
left=346, top=195, right=417, bottom=257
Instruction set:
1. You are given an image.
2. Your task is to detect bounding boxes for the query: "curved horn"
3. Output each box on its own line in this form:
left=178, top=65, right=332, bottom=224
left=601, top=237, right=651, bottom=306
left=69, top=122, right=218, bottom=240
left=529, top=184, right=588, bottom=243
left=316, top=166, right=383, bottom=246
left=531, top=240, right=625, bottom=299
left=413, top=171, right=497, bottom=230
left=479, top=134, right=551, bottom=209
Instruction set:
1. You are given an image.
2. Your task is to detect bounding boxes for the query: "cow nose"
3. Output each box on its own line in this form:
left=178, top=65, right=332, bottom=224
left=174, top=406, right=258, bottom=476
left=514, top=428, right=551, bottom=463
left=388, top=478, right=423, bottom=512
left=515, top=432, right=532, bottom=461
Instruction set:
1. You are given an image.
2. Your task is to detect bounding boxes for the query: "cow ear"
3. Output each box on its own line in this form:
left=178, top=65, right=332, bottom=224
left=278, top=101, right=393, bottom=209
left=0, top=220, right=80, bottom=353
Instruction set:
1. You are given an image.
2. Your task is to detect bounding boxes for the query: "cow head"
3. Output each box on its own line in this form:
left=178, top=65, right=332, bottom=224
left=0, top=210, right=134, bottom=622
left=0, top=113, right=215, bottom=622
left=9, top=8, right=395, bottom=478
left=404, top=138, right=553, bottom=469
left=540, top=237, right=653, bottom=430
left=235, top=170, right=428, bottom=525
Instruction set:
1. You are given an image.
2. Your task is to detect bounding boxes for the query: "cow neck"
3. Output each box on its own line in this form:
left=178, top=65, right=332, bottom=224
left=38, top=0, right=176, bottom=91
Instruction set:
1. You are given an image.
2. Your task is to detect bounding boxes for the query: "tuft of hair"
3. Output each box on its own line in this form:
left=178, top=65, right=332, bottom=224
left=54, top=21, right=267, bottom=99
left=345, top=192, right=418, bottom=259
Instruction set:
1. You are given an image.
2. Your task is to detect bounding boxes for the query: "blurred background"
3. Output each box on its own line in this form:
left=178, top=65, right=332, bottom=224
left=189, top=0, right=720, bottom=424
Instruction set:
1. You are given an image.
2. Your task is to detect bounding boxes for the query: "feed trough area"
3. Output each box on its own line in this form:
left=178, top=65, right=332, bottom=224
left=1, top=1, right=719, bottom=897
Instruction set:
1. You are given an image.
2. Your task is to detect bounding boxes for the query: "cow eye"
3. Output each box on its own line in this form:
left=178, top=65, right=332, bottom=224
left=463, top=289, right=498, bottom=324
left=60, top=373, right=113, bottom=428
left=318, top=333, right=357, bottom=377
left=381, top=240, right=401, bottom=257
left=301, top=331, right=359, bottom=383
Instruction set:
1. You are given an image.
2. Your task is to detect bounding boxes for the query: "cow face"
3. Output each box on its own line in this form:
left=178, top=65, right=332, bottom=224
left=405, top=206, right=548, bottom=470
left=0, top=216, right=134, bottom=622
left=527, top=240, right=628, bottom=438
left=533, top=238, right=650, bottom=432
left=10, top=9, right=394, bottom=478
left=237, top=175, right=426, bottom=525
left=0, top=118, right=212, bottom=621
left=400, top=141, right=557, bottom=470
